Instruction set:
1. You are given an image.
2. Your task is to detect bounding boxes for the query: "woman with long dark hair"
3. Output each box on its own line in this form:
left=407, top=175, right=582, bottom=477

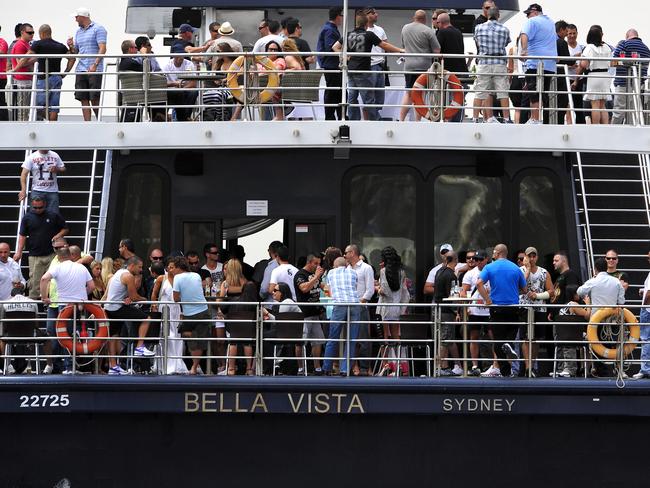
left=376, top=247, right=410, bottom=368
left=578, top=25, right=613, bottom=124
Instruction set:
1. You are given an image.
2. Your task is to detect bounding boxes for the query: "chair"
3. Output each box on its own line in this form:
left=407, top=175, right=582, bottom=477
left=118, top=71, right=145, bottom=122
left=397, top=314, right=432, bottom=377
left=2, top=310, right=43, bottom=375
left=281, top=71, right=323, bottom=120
left=271, top=311, right=306, bottom=376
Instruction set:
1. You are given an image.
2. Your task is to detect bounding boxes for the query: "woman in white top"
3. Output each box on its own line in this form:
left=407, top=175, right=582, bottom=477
left=151, top=259, right=188, bottom=375
left=578, top=25, right=613, bottom=124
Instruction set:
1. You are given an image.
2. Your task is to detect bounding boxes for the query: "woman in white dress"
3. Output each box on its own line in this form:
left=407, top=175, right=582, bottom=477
left=151, top=259, right=188, bottom=375
left=578, top=25, right=613, bottom=124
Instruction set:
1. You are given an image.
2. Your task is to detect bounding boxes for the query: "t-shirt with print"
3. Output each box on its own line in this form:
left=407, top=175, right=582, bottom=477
left=551, top=269, right=581, bottom=316
left=519, top=266, right=549, bottom=312
left=346, top=28, right=382, bottom=72
left=462, top=266, right=489, bottom=317
left=22, top=151, right=65, bottom=193
left=294, top=268, right=322, bottom=316
left=202, top=262, right=224, bottom=286
left=270, top=263, right=299, bottom=300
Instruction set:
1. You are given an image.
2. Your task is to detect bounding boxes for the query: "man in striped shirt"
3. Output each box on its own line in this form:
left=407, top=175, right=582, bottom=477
left=322, top=257, right=360, bottom=375
left=472, top=7, right=512, bottom=123
left=612, top=29, right=650, bottom=125
left=67, top=7, right=107, bottom=121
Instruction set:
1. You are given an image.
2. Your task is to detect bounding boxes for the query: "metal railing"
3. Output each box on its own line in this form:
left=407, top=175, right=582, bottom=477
left=1, top=51, right=649, bottom=124
left=1, top=300, right=647, bottom=386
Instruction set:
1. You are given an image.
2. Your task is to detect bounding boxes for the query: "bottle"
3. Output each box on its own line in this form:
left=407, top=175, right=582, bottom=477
left=211, top=280, right=219, bottom=297
left=205, top=283, right=211, bottom=297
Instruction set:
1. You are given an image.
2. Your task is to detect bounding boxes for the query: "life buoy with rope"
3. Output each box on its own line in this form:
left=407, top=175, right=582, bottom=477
left=226, top=55, right=280, bottom=104
left=411, top=62, right=464, bottom=121
left=56, top=303, right=109, bottom=354
left=586, top=307, right=639, bottom=359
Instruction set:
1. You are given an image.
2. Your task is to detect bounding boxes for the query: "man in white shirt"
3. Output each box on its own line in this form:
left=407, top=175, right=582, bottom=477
left=19, top=149, right=66, bottom=214
left=345, top=244, right=374, bottom=374
left=163, top=54, right=197, bottom=121
left=365, top=7, right=388, bottom=118
left=252, top=19, right=284, bottom=53
left=0, top=242, right=24, bottom=300
left=633, top=251, right=650, bottom=379
left=577, top=257, right=625, bottom=309
left=269, top=246, right=299, bottom=300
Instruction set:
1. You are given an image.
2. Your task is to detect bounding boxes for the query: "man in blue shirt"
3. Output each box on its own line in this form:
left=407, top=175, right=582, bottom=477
left=520, top=3, right=557, bottom=124
left=611, top=29, right=650, bottom=124
left=316, top=7, right=343, bottom=120
left=172, top=256, right=210, bottom=375
left=67, top=7, right=107, bottom=121
left=477, top=243, right=526, bottom=377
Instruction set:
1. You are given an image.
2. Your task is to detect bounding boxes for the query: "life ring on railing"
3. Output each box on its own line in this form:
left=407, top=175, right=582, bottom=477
left=411, top=63, right=464, bottom=121
left=56, top=303, right=109, bottom=354
left=586, top=307, right=639, bottom=359
left=226, top=55, right=280, bottom=104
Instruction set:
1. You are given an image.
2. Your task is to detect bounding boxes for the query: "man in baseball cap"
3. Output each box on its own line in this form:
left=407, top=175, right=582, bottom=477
left=523, top=3, right=543, bottom=15
left=423, top=243, right=456, bottom=297
left=171, top=23, right=213, bottom=54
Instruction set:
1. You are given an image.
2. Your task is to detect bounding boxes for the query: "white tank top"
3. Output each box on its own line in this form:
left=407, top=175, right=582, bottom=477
left=104, top=268, right=129, bottom=311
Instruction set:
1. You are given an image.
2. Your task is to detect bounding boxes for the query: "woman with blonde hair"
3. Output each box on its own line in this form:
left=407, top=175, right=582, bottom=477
left=219, top=258, right=248, bottom=298
left=100, top=257, right=114, bottom=286
left=89, top=260, right=106, bottom=300
left=282, top=38, right=305, bottom=70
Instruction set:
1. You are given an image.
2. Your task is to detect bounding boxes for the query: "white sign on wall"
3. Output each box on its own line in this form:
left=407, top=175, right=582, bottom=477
left=246, top=200, right=268, bottom=216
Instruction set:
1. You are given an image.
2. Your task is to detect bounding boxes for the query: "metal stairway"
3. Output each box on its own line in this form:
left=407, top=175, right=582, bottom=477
left=574, top=151, right=650, bottom=301
left=0, top=149, right=109, bottom=262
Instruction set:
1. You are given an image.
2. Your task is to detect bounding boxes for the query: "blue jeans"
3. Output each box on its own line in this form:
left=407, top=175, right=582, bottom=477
left=323, top=305, right=361, bottom=373
left=370, top=64, right=386, bottom=108
left=47, top=305, right=69, bottom=370
left=640, top=309, right=650, bottom=374
left=31, top=190, right=60, bottom=214
left=347, top=73, right=378, bottom=121
left=36, top=75, right=63, bottom=113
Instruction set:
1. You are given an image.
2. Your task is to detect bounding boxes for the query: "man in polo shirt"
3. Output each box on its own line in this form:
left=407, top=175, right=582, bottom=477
left=172, top=256, right=210, bottom=375
left=612, top=29, right=650, bottom=125
left=14, top=196, right=68, bottom=299
left=476, top=243, right=527, bottom=377
left=67, top=7, right=107, bottom=121
left=322, top=257, right=360, bottom=375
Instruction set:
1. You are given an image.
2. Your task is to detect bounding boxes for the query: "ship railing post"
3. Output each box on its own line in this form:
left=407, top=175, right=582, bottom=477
left=537, top=62, right=543, bottom=122
left=344, top=304, right=351, bottom=377
left=433, top=304, right=440, bottom=377
left=162, top=304, right=169, bottom=375
left=71, top=304, right=77, bottom=375
left=527, top=306, right=534, bottom=377
left=256, top=302, right=263, bottom=376
left=549, top=73, right=557, bottom=124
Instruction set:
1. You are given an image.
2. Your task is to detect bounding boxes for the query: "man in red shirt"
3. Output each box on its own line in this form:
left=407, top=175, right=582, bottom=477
left=10, top=23, right=35, bottom=121
left=0, top=27, right=8, bottom=121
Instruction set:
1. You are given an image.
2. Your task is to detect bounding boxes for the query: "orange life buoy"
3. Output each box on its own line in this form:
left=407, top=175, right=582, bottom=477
left=56, top=303, right=109, bottom=354
left=586, top=307, right=639, bottom=359
left=226, top=55, right=280, bottom=104
left=411, top=68, right=464, bottom=121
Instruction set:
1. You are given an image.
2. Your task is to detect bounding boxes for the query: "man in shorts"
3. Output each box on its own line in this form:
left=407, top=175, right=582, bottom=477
left=104, top=256, right=155, bottom=375
left=67, top=7, right=107, bottom=121
left=172, top=256, right=210, bottom=375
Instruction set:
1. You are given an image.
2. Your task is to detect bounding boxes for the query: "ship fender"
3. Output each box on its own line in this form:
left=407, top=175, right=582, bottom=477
left=56, top=303, right=109, bottom=354
left=411, top=63, right=463, bottom=121
left=227, top=55, right=280, bottom=104
left=587, top=307, right=639, bottom=359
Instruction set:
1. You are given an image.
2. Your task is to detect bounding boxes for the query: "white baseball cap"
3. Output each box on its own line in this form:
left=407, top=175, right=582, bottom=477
left=74, top=7, right=91, bottom=17
left=440, top=243, right=454, bottom=253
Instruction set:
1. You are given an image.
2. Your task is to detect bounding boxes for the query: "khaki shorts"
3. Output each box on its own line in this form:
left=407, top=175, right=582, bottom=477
left=28, top=254, right=54, bottom=300
left=303, top=315, right=325, bottom=345
left=474, top=64, right=509, bottom=100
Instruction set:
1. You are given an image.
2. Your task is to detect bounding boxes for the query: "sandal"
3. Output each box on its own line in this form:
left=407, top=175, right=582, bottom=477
left=227, top=368, right=236, bottom=376
left=245, top=368, right=255, bottom=376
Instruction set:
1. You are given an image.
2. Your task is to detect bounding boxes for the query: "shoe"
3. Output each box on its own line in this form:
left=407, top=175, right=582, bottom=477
left=439, top=368, right=454, bottom=376
left=314, top=368, right=323, bottom=376
left=618, top=371, right=629, bottom=379
left=480, top=365, right=502, bottom=377
left=633, top=372, right=650, bottom=379
left=503, top=118, right=513, bottom=124
left=6, top=364, right=15, bottom=375
left=558, top=369, right=573, bottom=378
left=486, top=116, right=500, bottom=123
left=297, top=368, right=305, bottom=375
left=525, top=118, right=542, bottom=124
left=468, top=366, right=481, bottom=377
left=134, top=346, right=155, bottom=357
left=501, top=343, right=519, bottom=360
left=196, top=366, right=204, bottom=376
left=108, top=365, right=129, bottom=376
left=43, top=364, right=53, bottom=375
left=524, top=369, right=537, bottom=378
left=217, top=368, right=228, bottom=376
left=62, top=369, right=73, bottom=375
left=451, top=365, right=464, bottom=376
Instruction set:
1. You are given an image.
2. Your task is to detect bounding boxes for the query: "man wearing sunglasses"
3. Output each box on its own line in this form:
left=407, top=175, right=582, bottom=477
left=9, top=23, right=35, bottom=121
left=14, top=196, right=68, bottom=300
left=604, top=249, right=629, bottom=291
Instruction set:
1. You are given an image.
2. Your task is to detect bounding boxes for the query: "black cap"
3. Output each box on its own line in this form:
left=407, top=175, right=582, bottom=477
left=474, top=250, right=488, bottom=260
left=523, top=3, right=543, bottom=14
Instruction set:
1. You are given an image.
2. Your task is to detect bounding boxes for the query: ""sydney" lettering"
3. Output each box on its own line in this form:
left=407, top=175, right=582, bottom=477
left=442, top=397, right=516, bottom=413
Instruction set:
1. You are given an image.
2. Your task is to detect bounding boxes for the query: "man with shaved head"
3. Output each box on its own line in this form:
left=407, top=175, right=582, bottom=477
left=0, top=242, right=24, bottom=300
left=399, top=9, right=440, bottom=121
left=436, top=11, right=469, bottom=121
left=612, top=28, right=650, bottom=124
left=476, top=243, right=527, bottom=377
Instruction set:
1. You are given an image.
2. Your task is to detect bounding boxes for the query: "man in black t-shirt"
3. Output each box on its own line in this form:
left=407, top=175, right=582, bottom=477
left=294, top=254, right=326, bottom=374
left=436, top=13, right=469, bottom=122
left=333, top=11, right=404, bottom=121
left=434, top=252, right=462, bottom=376
left=550, top=251, right=582, bottom=314
left=14, top=196, right=68, bottom=299
left=12, top=24, right=72, bottom=121
left=286, top=18, right=314, bottom=70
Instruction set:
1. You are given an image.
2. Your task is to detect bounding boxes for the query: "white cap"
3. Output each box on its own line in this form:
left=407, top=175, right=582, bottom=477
left=74, top=7, right=91, bottom=17
left=440, top=243, right=453, bottom=253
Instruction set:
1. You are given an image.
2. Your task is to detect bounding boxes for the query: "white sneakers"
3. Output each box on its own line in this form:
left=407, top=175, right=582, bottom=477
left=480, top=365, right=502, bottom=377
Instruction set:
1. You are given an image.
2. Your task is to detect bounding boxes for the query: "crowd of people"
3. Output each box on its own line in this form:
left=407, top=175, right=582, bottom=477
left=3, top=193, right=650, bottom=380
left=1, top=3, right=648, bottom=123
